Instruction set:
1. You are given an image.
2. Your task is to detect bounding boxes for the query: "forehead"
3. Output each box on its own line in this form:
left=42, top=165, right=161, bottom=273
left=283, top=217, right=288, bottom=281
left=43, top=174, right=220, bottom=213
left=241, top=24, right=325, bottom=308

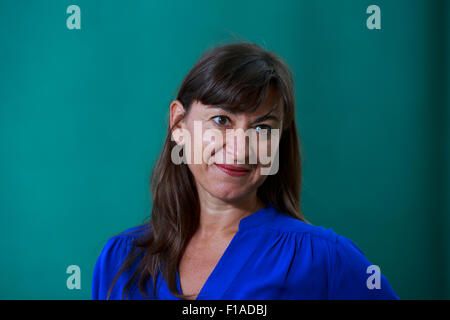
left=194, top=87, right=283, bottom=119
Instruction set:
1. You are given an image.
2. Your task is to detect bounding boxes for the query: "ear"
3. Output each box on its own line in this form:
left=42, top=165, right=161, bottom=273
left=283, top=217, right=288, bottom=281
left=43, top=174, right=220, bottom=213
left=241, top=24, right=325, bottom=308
left=169, top=100, right=186, bottom=145
left=170, top=100, right=185, bottom=128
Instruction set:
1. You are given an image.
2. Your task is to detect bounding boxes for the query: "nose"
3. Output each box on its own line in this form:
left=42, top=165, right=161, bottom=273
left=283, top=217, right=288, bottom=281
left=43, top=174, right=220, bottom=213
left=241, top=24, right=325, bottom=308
left=224, top=128, right=256, bottom=165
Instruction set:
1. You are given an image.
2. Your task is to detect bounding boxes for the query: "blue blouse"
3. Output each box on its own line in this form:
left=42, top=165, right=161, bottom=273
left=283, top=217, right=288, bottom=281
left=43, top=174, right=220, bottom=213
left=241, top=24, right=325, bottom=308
left=92, top=205, right=399, bottom=300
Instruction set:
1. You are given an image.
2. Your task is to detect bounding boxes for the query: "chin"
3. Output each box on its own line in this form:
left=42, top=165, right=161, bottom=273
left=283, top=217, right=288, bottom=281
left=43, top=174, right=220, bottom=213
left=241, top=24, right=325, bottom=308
left=189, top=164, right=265, bottom=202
left=206, top=181, right=257, bottom=203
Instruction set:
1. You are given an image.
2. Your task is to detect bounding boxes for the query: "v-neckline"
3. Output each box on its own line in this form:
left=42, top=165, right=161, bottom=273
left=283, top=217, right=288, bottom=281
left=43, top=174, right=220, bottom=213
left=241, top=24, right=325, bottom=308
left=174, top=204, right=274, bottom=300
left=175, top=229, right=241, bottom=300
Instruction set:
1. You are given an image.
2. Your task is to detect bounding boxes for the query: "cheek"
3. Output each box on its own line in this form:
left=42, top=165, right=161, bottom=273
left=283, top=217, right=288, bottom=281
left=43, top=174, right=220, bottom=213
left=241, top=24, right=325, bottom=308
left=183, top=121, right=226, bottom=165
left=256, top=132, right=280, bottom=170
left=202, top=129, right=226, bottom=165
left=256, top=137, right=269, bottom=165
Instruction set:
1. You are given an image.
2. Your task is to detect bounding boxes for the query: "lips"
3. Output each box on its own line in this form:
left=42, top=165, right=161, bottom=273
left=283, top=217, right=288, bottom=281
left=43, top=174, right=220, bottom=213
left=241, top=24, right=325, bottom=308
left=214, top=164, right=251, bottom=177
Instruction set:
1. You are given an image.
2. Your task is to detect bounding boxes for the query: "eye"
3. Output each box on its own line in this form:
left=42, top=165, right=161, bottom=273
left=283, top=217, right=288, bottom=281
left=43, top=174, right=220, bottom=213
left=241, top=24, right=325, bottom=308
left=212, top=115, right=231, bottom=126
left=255, top=124, right=272, bottom=133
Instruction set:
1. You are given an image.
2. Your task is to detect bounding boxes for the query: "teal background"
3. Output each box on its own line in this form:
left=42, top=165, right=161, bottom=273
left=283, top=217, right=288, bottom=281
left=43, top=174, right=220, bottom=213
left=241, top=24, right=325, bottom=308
left=0, top=0, right=448, bottom=299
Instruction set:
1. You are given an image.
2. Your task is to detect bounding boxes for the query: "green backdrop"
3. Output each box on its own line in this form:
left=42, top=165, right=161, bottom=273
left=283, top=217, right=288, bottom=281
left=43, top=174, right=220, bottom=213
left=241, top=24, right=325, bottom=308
left=0, top=0, right=448, bottom=299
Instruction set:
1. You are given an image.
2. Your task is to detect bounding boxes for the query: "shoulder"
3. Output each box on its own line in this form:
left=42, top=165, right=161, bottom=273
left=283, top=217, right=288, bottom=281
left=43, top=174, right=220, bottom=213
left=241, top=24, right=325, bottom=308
left=268, top=208, right=374, bottom=267
left=100, top=224, right=149, bottom=257
left=268, top=208, right=398, bottom=299
left=269, top=210, right=339, bottom=244
left=92, top=224, right=150, bottom=299
left=113, top=224, right=150, bottom=241
left=97, top=223, right=150, bottom=264
left=268, top=210, right=366, bottom=262
left=269, top=208, right=370, bottom=253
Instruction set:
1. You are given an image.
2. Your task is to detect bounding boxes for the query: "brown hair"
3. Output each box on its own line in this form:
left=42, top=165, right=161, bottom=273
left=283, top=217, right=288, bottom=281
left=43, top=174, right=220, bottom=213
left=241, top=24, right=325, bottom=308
left=107, top=41, right=307, bottom=300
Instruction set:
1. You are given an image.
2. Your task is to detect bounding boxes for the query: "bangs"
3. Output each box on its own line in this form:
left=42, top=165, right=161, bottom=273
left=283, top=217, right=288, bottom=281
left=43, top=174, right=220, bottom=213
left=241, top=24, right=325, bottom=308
left=177, top=43, right=295, bottom=128
left=197, top=59, right=283, bottom=115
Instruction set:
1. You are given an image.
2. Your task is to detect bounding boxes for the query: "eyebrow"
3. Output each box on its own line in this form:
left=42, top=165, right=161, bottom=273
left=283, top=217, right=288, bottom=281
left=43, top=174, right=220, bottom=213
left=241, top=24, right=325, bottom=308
left=252, top=114, right=280, bottom=124
left=210, top=103, right=281, bottom=123
left=252, top=102, right=281, bottom=124
left=209, top=105, right=237, bottom=114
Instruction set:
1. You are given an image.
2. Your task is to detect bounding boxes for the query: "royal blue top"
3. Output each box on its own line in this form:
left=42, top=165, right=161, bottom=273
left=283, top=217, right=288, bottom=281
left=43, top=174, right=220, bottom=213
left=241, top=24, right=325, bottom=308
left=92, top=205, right=399, bottom=300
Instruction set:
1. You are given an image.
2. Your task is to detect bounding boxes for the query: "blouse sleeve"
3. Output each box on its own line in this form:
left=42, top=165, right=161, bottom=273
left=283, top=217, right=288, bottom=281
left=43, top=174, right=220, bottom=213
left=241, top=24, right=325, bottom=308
left=92, top=235, right=134, bottom=300
left=329, top=234, right=399, bottom=300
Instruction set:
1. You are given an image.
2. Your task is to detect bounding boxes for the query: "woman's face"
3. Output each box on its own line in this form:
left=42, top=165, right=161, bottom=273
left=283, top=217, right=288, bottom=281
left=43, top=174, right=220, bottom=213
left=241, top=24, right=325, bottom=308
left=170, top=89, right=283, bottom=203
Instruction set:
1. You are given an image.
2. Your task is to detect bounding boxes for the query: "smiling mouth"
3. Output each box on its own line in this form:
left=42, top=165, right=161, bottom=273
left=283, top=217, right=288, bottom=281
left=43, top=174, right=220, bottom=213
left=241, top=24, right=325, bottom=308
left=214, top=164, right=251, bottom=177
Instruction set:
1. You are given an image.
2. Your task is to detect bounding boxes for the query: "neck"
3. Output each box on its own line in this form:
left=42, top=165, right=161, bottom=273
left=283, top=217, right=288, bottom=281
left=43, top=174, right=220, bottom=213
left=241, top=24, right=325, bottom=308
left=195, top=187, right=265, bottom=240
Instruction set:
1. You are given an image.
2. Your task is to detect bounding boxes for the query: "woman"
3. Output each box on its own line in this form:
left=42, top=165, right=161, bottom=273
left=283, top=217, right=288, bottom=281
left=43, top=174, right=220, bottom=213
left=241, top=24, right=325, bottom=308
left=92, top=42, right=399, bottom=300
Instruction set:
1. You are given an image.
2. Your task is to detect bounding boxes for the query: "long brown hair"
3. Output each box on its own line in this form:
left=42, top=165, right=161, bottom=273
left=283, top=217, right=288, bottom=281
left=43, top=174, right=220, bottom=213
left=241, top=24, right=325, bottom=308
left=107, top=41, right=307, bottom=300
